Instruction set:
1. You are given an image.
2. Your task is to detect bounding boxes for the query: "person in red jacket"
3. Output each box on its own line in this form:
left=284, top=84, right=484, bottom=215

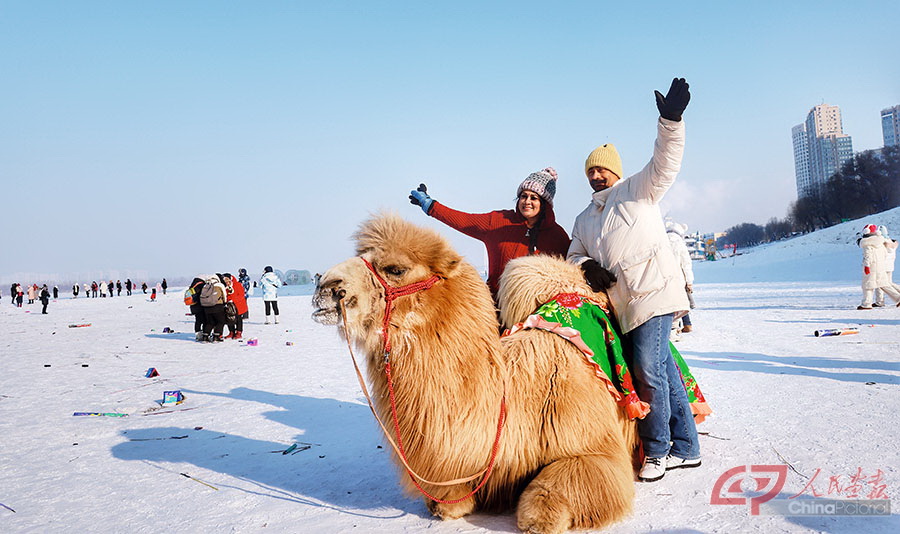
left=409, top=167, right=570, bottom=301
left=223, top=273, right=248, bottom=339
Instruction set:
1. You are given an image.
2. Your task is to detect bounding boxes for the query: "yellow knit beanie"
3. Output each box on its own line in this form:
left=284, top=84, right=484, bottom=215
left=584, top=143, right=623, bottom=179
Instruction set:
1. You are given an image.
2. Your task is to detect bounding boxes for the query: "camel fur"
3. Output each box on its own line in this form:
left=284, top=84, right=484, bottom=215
left=312, top=213, right=637, bottom=534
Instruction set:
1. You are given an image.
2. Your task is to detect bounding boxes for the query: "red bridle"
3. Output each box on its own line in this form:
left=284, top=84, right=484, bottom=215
left=360, top=257, right=440, bottom=356
left=356, top=257, right=506, bottom=504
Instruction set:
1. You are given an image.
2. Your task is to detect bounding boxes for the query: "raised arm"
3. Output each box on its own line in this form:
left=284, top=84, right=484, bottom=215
left=630, top=78, right=690, bottom=204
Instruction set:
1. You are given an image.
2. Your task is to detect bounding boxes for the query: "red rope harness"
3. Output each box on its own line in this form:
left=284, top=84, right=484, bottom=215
left=360, top=258, right=439, bottom=354
left=359, top=257, right=507, bottom=504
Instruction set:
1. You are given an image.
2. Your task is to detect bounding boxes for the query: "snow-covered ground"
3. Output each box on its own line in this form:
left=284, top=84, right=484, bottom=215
left=695, top=206, right=900, bottom=284
left=2, top=211, right=899, bottom=533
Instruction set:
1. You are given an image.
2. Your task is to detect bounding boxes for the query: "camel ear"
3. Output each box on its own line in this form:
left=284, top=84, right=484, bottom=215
left=429, top=250, right=462, bottom=279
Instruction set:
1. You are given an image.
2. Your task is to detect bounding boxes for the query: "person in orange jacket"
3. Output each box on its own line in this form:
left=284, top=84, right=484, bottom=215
left=224, top=272, right=248, bottom=339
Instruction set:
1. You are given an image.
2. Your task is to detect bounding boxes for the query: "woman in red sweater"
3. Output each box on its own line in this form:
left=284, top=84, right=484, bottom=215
left=409, top=168, right=570, bottom=300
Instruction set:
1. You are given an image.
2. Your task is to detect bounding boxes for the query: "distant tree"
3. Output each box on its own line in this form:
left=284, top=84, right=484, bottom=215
left=723, top=222, right=766, bottom=248
left=822, top=170, right=866, bottom=222
left=764, top=217, right=792, bottom=242
left=846, top=146, right=900, bottom=213
left=789, top=194, right=825, bottom=233
left=714, top=235, right=728, bottom=251
left=884, top=145, right=900, bottom=208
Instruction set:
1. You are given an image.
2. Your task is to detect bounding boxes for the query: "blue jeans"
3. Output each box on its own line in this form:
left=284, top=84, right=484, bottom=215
left=629, top=313, right=700, bottom=460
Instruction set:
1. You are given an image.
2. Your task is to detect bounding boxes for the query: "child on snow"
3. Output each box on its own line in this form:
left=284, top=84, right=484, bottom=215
left=858, top=224, right=900, bottom=309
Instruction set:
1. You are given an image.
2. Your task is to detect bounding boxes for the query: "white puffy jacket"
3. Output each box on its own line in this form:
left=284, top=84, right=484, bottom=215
left=667, top=230, right=694, bottom=285
left=860, top=235, right=889, bottom=289
left=885, top=239, right=897, bottom=273
left=568, top=118, right=690, bottom=333
left=260, top=272, right=282, bottom=301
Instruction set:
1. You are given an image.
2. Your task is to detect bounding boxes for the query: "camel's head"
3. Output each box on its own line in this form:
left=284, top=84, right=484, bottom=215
left=312, top=213, right=471, bottom=345
left=497, top=254, right=609, bottom=329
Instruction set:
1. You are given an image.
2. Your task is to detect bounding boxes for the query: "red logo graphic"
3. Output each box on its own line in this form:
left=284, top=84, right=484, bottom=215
left=791, top=467, right=890, bottom=500
left=711, top=465, right=788, bottom=515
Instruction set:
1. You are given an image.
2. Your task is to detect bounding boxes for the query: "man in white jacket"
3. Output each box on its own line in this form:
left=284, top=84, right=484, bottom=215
left=568, top=78, right=699, bottom=482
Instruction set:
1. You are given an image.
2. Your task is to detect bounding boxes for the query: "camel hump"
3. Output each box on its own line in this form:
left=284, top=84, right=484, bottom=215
left=497, top=254, right=610, bottom=329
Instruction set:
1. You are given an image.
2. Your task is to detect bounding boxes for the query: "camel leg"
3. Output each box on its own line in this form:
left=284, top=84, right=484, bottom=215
left=516, top=453, right=634, bottom=534
left=424, top=486, right=477, bottom=520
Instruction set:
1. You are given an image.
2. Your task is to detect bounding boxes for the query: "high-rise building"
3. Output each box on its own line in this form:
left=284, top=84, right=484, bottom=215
left=792, top=104, right=853, bottom=198
left=882, top=105, right=900, bottom=147
left=792, top=124, right=811, bottom=198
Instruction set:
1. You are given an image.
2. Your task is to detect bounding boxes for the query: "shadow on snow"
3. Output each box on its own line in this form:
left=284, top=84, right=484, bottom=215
left=110, top=387, right=425, bottom=519
left=144, top=333, right=197, bottom=342
left=681, top=351, right=900, bottom=385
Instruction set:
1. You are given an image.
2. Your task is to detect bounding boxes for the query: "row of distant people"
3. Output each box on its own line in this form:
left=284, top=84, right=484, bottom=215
left=5, top=279, right=169, bottom=302
left=7, top=283, right=51, bottom=310
left=69, top=279, right=167, bottom=298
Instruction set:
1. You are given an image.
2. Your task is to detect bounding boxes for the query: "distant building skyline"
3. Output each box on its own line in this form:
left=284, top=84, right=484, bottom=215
left=792, top=123, right=811, bottom=198
left=792, top=104, right=853, bottom=198
left=883, top=105, right=900, bottom=147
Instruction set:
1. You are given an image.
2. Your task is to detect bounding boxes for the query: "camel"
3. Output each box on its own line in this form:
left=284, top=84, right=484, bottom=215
left=312, top=213, right=638, bottom=534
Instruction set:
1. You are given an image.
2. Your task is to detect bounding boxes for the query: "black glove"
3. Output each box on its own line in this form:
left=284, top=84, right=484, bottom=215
left=580, top=259, right=617, bottom=292
left=408, top=183, right=434, bottom=214
left=654, top=77, right=690, bottom=122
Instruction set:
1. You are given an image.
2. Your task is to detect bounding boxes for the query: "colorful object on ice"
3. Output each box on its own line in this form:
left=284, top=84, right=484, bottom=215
left=145, top=367, right=160, bottom=378
left=162, top=327, right=173, bottom=333
left=247, top=338, right=259, bottom=346
left=814, top=328, right=860, bottom=337
left=506, top=293, right=711, bottom=422
left=162, top=390, right=185, bottom=405
left=73, top=412, right=128, bottom=417
left=285, top=341, right=294, bottom=346
left=68, top=323, right=91, bottom=328
left=180, top=472, right=219, bottom=490
left=282, top=443, right=298, bottom=455
left=668, top=344, right=711, bottom=423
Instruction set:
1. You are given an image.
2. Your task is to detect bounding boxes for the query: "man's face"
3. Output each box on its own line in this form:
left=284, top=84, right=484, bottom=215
left=587, top=167, right=620, bottom=192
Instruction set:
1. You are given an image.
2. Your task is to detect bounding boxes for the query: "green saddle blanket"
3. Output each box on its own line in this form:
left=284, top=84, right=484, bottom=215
left=505, top=293, right=710, bottom=422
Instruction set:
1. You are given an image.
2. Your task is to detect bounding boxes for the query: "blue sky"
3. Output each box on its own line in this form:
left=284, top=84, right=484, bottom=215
left=2, top=1, right=898, bottom=280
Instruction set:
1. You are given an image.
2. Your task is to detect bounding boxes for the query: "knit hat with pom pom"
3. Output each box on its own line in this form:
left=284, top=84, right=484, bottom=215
left=517, top=167, right=558, bottom=206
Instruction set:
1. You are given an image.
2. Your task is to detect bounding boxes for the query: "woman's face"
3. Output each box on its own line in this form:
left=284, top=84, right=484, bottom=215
left=517, top=190, right=542, bottom=222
